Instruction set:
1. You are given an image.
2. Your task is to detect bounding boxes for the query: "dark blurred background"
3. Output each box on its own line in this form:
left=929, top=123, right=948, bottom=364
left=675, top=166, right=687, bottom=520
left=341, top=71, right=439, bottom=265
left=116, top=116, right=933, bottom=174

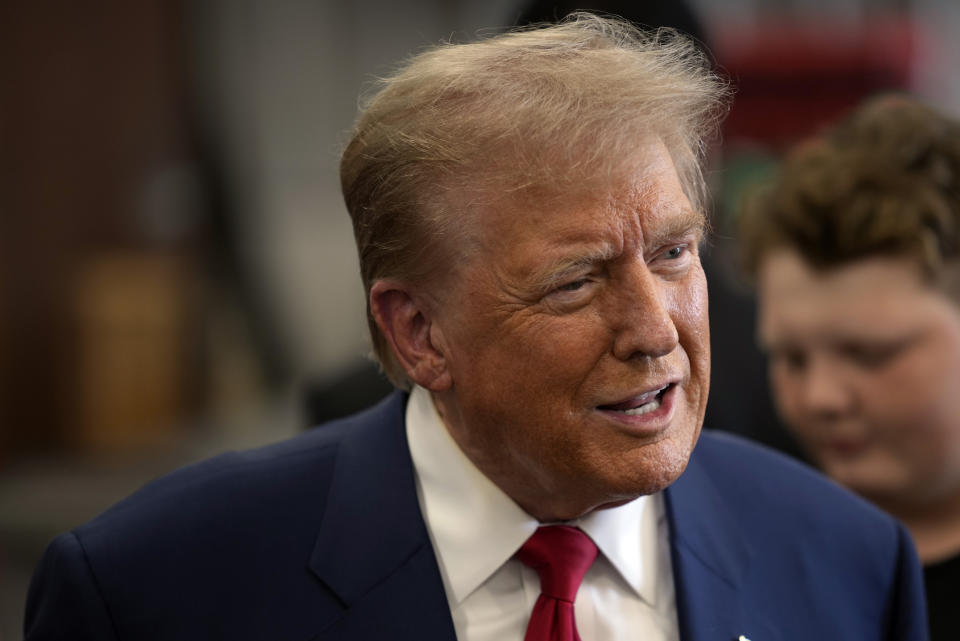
left=2, top=0, right=958, bottom=637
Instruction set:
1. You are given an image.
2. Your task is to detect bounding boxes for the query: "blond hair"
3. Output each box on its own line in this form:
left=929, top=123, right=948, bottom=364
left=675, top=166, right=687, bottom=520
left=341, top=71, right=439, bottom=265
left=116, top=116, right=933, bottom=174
left=740, top=95, right=960, bottom=293
left=341, top=12, right=729, bottom=387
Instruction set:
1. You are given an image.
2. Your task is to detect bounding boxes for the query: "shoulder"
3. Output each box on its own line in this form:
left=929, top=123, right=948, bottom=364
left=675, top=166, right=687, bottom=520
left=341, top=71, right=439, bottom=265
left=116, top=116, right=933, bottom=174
left=77, top=391, right=407, bottom=546
left=682, top=429, right=915, bottom=597
left=689, top=429, right=898, bottom=537
left=691, top=429, right=886, bottom=520
left=671, top=430, right=927, bottom=640
left=26, top=392, right=410, bottom=639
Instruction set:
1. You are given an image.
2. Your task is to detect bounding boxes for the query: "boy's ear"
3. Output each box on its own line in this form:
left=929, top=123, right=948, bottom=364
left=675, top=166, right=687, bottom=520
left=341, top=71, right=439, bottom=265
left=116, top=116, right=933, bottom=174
left=369, top=280, right=452, bottom=391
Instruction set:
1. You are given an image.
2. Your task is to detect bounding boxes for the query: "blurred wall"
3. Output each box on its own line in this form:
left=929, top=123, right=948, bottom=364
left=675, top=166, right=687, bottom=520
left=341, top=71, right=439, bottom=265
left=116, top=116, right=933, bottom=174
left=0, top=2, right=202, bottom=458
left=186, top=0, right=519, bottom=394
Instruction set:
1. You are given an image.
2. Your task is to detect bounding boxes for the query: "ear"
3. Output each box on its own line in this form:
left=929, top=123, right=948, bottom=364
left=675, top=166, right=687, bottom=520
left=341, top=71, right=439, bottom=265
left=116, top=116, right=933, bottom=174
left=369, top=279, right=452, bottom=391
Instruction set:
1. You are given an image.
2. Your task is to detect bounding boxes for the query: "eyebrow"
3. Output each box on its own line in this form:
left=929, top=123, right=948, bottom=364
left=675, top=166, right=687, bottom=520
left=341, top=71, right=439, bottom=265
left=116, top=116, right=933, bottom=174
left=646, top=207, right=708, bottom=249
left=530, top=245, right=621, bottom=293
left=528, top=208, right=708, bottom=293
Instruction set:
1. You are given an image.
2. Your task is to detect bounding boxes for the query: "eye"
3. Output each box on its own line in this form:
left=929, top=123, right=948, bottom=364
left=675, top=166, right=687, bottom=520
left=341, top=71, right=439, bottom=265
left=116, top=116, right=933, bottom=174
left=648, top=244, right=692, bottom=277
left=556, top=279, right=588, bottom=292
left=663, top=246, right=686, bottom=260
left=842, top=342, right=906, bottom=369
left=769, top=347, right=807, bottom=372
left=543, top=274, right=599, bottom=308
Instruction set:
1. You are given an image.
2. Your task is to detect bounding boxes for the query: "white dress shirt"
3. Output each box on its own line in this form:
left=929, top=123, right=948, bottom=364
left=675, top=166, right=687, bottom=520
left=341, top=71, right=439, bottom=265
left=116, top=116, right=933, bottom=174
left=406, top=386, right=680, bottom=641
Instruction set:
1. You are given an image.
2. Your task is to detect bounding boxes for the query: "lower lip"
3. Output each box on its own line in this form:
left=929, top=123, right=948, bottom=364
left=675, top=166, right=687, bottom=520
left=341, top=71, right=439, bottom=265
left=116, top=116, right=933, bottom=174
left=594, top=384, right=678, bottom=435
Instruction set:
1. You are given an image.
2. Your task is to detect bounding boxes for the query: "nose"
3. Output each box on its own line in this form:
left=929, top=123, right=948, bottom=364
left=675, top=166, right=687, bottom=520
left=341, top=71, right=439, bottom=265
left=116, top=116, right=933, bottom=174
left=799, top=355, right=857, bottom=419
left=611, top=262, right=679, bottom=361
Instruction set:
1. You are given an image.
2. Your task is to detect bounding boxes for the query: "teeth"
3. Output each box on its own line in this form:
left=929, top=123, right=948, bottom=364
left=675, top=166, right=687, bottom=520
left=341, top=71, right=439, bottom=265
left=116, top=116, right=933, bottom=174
left=622, top=398, right=661, bottom=416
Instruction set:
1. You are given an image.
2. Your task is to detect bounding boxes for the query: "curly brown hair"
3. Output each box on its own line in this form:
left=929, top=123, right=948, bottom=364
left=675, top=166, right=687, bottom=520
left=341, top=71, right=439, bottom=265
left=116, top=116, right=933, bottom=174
left=740, top=95, right=960, bottom=293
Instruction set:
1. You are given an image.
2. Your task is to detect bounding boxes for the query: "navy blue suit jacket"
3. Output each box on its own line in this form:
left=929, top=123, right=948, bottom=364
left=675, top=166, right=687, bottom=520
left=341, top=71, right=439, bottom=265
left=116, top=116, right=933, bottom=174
left=25, top=392, right=928, bottom=640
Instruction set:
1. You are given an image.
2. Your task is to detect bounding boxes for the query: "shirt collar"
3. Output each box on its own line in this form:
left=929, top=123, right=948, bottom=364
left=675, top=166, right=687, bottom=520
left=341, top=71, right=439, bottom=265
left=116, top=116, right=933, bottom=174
left=577, top=490, right=665, bottom=606
left=407, top=385, right=538, bottom=604
left=406, top=385, right=664, bottom=606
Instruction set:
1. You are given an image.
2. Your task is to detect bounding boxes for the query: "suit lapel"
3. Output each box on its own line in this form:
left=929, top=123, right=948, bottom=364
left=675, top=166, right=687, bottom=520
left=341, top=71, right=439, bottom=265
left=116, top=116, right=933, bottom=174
left=307, top=398, right=781, bottom=641
left=664, top=434, right=758, bottom=641
left=308, top=392, right=457, bottom=641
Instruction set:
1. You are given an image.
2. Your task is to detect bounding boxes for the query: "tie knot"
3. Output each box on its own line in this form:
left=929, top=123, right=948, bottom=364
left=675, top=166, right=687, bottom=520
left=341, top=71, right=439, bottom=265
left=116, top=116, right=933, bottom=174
left=517, top=526, right=598, bottom=602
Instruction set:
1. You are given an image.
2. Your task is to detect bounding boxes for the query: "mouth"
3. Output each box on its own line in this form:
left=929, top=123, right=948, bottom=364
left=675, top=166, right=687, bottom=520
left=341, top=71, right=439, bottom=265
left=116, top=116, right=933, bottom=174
left=823, top=436, right=870, bottom=458
left=596, top=382, right=675, bottom=416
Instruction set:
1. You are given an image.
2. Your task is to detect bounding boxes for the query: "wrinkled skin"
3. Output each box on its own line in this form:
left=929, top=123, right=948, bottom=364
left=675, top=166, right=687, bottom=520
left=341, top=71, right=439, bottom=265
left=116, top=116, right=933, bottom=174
left=417, top=140, right=711, bottom=521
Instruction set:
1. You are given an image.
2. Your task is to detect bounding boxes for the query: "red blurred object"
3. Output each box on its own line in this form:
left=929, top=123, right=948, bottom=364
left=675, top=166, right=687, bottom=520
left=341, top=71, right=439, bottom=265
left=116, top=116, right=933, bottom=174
left=716, top=17, right=917, bottom=147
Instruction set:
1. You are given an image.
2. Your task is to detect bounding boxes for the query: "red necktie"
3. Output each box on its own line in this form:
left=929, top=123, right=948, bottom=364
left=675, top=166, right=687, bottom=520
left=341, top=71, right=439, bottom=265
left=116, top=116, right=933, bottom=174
left=517, top=525, right=599, bottom=641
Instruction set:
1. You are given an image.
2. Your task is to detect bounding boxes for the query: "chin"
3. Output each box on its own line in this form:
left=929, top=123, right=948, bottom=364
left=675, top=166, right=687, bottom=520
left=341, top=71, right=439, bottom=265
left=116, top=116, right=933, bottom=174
left=550, top=451, right=693, bottom=520
left=606, top=432, right=697, bottom=499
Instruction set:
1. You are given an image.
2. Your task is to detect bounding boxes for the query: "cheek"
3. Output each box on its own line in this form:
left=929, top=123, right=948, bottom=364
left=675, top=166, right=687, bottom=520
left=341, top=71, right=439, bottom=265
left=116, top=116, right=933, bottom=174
left=877, top=354, right=960, bottom=499
left=870, top=351, right=960, bottom=452
left=768, top=368, right=807, bottom=432
left=670, top=269, right=710, bottom=361
left=451, top=311, right=608, bottom=408
left=872, top=342, right=954, bottom=416
left=506, top=317, right=606, bottom=372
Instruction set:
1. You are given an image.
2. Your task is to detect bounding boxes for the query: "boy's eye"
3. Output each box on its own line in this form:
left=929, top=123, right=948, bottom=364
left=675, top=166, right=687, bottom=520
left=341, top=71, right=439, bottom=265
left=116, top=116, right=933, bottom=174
left=844, top=343, right=905, bottom=368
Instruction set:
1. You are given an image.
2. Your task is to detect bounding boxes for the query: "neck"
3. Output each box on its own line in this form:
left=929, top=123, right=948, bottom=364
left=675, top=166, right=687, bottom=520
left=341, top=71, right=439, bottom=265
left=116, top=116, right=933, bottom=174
left=430, top=390, right=609, bottom=522
left=876, top=487, right=960, bottom=564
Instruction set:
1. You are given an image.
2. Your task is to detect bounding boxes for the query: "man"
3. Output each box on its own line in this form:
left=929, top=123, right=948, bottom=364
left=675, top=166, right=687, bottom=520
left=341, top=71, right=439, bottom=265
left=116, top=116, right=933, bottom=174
left=26, top=15, right=927, bottom=641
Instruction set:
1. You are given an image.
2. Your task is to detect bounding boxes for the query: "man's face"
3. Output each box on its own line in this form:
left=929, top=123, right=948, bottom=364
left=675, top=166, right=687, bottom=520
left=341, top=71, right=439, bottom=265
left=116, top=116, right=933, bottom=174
left=428, top=140, right=710, bottom=521
left=758, top=249, right=960, bottom=507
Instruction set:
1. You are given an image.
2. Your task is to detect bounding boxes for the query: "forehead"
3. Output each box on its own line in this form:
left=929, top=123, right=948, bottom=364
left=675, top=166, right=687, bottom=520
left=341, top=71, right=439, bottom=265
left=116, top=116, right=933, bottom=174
left=757, top=249, right=937, bottom=340
left=468, top=139, right=701, bottom=250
